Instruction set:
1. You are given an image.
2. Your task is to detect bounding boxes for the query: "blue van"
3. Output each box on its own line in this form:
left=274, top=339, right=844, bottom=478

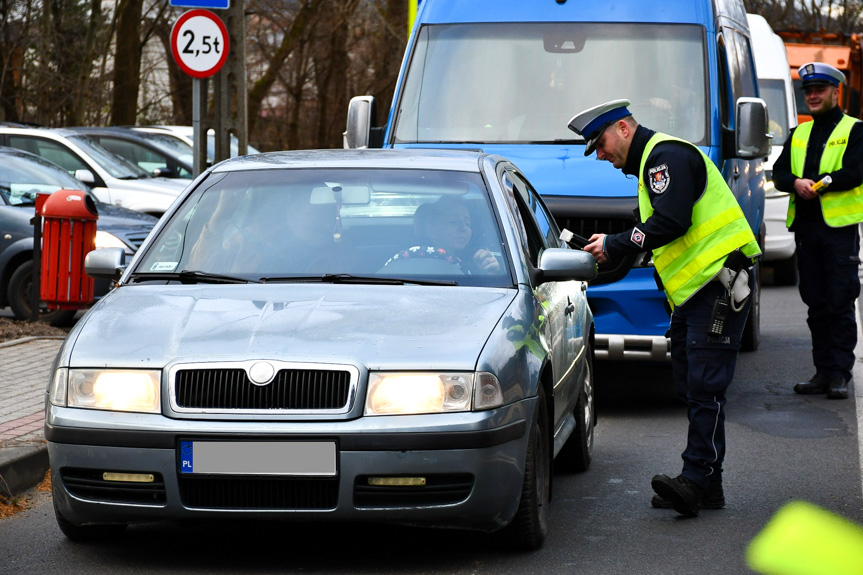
left=345, top=0, right=770, bottom=361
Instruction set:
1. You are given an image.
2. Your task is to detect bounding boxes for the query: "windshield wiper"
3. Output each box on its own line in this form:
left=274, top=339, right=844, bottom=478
left=128, top=270, right=257, bottom=284
left=260, top=273, right=457, bottom=286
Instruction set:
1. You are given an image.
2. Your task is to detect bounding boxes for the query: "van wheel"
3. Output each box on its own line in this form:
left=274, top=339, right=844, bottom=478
left=740, top=261, right=761, bottom=352
left=8, top=261, right=77, bottom=327
left=501, top=386, right=549, bottom=551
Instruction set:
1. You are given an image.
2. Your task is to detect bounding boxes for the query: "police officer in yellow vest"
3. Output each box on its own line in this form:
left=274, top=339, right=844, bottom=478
left=772, top=62, right=863, bottom=401
left=569, top=99, right=761, bottom=517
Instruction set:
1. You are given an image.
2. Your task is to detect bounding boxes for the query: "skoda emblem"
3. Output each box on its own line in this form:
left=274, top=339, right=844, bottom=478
left=248, top=362, right=275, bottom=386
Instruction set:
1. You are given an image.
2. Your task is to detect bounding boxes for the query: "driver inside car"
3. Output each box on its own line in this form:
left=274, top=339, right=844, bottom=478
left=386, top=195, right=500, bottom=273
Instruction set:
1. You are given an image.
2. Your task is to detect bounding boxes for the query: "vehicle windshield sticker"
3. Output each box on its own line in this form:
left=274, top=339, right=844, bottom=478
left=150, top=261, right=178, bottom=272
left=648, top=164, right=670, bottom=194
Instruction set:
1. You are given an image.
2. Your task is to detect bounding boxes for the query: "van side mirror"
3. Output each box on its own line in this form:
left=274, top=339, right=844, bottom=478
left=736, top=97, right=772, bottom=159
left=344, top=95, right=378, bottom=149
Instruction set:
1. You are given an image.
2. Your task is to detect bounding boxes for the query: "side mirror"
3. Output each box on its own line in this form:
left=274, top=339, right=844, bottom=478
left=152, top=167, right=175, bottom=178
left=736, top=97, right=772, bottom=159
left=537, top=248, right=598, bottom=283
left=344, top=95, right=378, bottom=149
left=85, top=248, right=126, bottom=281
left=74, top=169, right=96, bottom=184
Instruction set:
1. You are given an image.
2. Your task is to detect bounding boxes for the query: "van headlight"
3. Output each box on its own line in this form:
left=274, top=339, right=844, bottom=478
left=49, top=368, right=161, bottom=413
left=364, top=372, right=502, bottom=415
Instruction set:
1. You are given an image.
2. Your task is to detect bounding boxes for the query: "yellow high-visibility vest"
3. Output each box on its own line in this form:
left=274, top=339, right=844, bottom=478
left=638, top=133, right=761, bottom=307
left=788, top=115, right=863, bottom=227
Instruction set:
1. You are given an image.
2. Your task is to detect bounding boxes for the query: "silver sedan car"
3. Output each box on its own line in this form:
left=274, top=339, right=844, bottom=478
left=46, top=149, right=597, bottom=550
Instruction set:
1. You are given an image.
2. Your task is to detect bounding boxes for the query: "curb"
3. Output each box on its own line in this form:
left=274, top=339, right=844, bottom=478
left=0, top=443, right=49, bottom=498
left=0, top=335, right=66, bottom=349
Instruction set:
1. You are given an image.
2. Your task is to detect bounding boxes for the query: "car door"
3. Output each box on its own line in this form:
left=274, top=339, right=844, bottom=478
left=94, top=136, right=193, bottom=178
left=499, top=164, right=584, bottom=427
left=3, top=134, right=112, bottom=204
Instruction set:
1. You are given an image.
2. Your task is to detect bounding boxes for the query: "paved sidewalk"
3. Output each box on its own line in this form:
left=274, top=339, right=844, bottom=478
left=0, top=337, right=64, bottom=498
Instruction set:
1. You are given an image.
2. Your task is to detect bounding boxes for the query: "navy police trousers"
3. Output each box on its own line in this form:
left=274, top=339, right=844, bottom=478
left=795, top=217, right=860, bottom=382
left=669, top=276, right=751, bottom=489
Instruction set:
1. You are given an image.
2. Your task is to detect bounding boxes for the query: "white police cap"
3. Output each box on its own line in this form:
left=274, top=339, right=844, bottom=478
left=567, top=99, right=632, bottom=156
left=799, top=62, right=845, bottom=87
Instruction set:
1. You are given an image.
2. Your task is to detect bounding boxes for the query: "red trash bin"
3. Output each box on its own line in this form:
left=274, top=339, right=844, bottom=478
left=36, top=190, right=99, bottom=310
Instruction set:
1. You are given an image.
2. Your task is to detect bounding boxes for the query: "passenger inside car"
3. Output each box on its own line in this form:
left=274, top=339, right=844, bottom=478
left=186, top=186, right=353, bottom=275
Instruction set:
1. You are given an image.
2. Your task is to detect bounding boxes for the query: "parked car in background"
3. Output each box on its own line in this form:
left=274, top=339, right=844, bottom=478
left=47, top=149, right=596, bottom=550
left=67, top=127, right=194, bottom=180
left=0, top=147, right=157, bottom=325
left=0, top=127, right=187, bottom=216
left=748, top=13, right=799, bottom=285
left=130, top=125, right=260, bottom=163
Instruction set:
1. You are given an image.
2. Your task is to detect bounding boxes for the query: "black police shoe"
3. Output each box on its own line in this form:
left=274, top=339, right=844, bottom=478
left=793, top=373, right=829, bottom=395
left=827, top=377, right=849, bottom=400
left=651, top=474, right=704, bottom=517
left=652, top=481, right=725, bottom=510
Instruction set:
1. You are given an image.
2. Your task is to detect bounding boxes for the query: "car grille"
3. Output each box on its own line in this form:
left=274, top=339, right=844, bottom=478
left=172, top=364, right=355, bottom=413
left=179, top=476, right=338, bottom=510
left=61, top=468, right=167, bottom=505
left=353, top=474, right=474, bottom=508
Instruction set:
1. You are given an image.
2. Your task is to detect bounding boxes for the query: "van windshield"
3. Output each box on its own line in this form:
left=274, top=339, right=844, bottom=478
left=758, top=78, right=790, bottom=142
left=395, top=23, right=708, bottom=146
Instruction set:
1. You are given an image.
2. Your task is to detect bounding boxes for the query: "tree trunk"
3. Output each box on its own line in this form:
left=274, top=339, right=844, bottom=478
left=111, top=0, right=144, bottom=125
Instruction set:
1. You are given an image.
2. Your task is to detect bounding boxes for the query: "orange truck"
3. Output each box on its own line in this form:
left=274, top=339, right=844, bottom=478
left=777, top=30, right=863, bottom=123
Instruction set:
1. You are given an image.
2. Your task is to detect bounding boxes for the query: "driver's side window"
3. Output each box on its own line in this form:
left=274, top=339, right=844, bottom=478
left=501, top=168, right=553, bottom=267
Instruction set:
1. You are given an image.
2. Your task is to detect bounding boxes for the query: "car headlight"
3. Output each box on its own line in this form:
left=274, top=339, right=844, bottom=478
left=95, top=230, right=129, bottom=251
left=364, top=372, right=503, bottom=415
left=49, top=368, right=161, bottom=413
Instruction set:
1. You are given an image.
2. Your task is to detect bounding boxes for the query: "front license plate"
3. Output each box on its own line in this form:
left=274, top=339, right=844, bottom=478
left=179, top=441, right=337, bottom=476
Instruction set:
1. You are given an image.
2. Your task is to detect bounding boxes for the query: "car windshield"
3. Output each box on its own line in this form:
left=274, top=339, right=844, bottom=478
left=0, top=152, right=93, bottom=206
left=66, top=134, right=152, bottom=179
left=133, top=132, right=195, bottom=165
left=758, top=78, right=790, bottom=142
left=134, top=168, right=512, bottom=287
left=395, top=22, right=708, bottom=145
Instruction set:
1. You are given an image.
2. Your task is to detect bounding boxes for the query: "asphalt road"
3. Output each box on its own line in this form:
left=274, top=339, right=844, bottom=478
left=1, top=282, right=860, bottom=575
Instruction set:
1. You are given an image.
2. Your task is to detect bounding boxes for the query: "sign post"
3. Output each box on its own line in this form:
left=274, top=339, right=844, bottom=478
left=171, top=9, right=229, bottom=176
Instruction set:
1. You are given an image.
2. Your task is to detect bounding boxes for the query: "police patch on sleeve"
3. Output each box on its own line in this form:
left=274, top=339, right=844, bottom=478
left=630, top=227, right=646, bottom=248
left=648, top=164, right=670, bottom=194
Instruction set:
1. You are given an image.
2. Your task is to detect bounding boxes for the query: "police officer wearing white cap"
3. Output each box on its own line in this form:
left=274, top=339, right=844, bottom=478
left=570, top=99, right=761, bottom=517
left=772, top=62, right=863, bottom=401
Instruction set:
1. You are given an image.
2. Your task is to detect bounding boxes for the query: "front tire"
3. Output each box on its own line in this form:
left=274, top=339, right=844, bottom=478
left=502, top=386, right=550, bottom=551
left=7, top=260, right=77, bottom=327
left=556, top=346, right=595, bottom=473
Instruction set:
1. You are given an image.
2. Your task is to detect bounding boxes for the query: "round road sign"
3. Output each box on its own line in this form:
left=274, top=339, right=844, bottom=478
left=171, top=9, right=229, bottom=79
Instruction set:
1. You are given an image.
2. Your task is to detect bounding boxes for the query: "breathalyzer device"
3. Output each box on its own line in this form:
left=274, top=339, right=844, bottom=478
left=811, top=175, right=833, bottom=193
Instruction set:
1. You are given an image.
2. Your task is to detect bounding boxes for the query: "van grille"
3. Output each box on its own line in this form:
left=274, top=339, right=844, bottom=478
left=544, top=196, right=642, bottom=285
left=174, top=367, right=352, bottom=411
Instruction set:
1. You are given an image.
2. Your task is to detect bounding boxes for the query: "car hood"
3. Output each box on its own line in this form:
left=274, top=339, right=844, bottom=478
left=67, top=284, right=516, bottom=370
